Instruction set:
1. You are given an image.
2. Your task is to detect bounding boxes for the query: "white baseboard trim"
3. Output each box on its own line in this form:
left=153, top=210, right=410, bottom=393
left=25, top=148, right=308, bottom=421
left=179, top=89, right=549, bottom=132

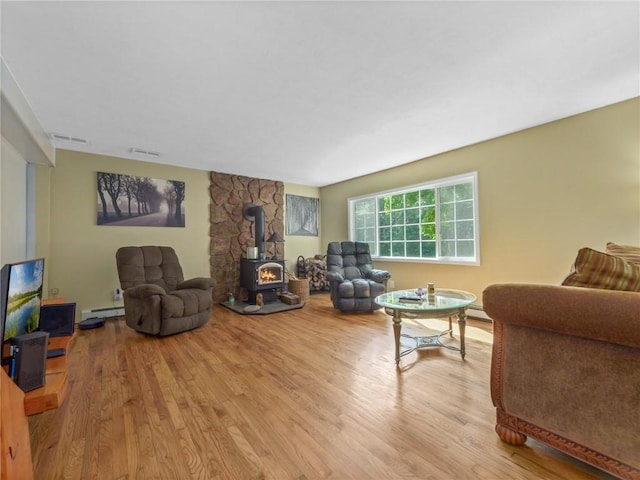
left=81, top=306, right=125, bottom=321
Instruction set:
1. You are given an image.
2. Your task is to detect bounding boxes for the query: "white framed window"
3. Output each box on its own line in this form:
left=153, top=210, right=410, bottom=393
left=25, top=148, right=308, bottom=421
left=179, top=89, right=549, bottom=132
left=348, top=172, right=479, bottom=265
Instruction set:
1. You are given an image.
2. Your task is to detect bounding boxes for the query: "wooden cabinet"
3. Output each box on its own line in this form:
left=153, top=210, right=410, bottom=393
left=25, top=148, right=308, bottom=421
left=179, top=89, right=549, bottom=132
left=1, top=333, right=74, bottom=479
left=1, top=368, right=33, bottom=480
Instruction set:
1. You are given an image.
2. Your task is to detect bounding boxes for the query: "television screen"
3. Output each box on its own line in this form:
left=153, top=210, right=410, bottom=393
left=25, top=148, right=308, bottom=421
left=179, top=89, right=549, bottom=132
left=1, top=258, right=45, bottom=342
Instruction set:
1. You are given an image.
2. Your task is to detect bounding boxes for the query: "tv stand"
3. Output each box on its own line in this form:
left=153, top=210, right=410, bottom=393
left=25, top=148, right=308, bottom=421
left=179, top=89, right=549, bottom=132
left=1, top=368, right=33, bottom=479
left=3, top=334, right=75, bottom=416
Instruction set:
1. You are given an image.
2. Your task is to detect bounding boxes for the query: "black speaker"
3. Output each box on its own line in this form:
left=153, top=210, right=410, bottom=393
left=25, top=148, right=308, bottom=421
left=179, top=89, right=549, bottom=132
left=40, top=303, right=76, bottom=337
left=9, top=331, right=49, bottom=392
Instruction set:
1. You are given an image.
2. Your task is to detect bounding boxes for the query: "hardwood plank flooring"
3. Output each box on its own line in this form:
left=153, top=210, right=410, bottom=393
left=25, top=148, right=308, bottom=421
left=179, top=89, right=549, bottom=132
left=29, top=293, right=614, bottom=479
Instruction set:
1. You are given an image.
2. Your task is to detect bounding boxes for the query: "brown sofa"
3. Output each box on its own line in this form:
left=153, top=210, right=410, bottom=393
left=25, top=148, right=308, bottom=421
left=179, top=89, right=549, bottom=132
left=484, top=283, right=640, bottom=479
left=116, top=246, right=215, bottom=336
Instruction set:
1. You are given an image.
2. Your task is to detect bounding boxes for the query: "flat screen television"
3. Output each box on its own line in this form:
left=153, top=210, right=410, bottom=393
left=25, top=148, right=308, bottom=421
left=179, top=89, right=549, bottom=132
left=0, top=258, right=45, bottom=362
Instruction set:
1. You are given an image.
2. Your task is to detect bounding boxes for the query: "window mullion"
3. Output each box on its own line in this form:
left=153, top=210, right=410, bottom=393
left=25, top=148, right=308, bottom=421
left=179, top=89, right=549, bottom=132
left=374, top=195, right=379, bottom=256
left=435, top=188, right=441, bottom=259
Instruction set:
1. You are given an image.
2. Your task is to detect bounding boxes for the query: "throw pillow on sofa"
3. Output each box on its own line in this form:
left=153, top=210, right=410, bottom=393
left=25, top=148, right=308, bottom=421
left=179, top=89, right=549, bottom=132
left=606, top=242, right=640, bottom=265
left=562, top=247, right=640, bottom=292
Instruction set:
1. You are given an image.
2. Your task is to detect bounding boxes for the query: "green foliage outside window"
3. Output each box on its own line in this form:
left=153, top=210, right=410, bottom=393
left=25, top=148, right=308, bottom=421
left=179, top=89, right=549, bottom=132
left=351, top=173, right=478, bottom=263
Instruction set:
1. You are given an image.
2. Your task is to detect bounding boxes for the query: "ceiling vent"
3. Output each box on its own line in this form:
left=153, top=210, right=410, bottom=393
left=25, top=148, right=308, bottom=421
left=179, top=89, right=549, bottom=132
left=129, top=147, right=160, bottom=158
left=48, top=133, right=89, bottom=145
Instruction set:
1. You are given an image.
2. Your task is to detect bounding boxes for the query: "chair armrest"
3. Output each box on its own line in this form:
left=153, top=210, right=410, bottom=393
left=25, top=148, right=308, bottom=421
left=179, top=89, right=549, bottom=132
left=326, top=271, right=345, bottom=283
left=177, top=277, right=215, bottom=290
left=483, top=283, right=640, bottom=349
left=124, top=284, right=166, bottom=299
left=365, top=269, right=391, bottom=284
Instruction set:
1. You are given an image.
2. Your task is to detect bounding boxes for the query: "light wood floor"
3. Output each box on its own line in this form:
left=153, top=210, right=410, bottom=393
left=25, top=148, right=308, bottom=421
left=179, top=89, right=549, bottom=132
left=29, top=293, right=613, bottom=479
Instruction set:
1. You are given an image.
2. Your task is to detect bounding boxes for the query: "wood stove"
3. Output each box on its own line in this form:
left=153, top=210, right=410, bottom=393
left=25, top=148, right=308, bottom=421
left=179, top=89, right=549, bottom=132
left=240, top=259, right=285, bottom=304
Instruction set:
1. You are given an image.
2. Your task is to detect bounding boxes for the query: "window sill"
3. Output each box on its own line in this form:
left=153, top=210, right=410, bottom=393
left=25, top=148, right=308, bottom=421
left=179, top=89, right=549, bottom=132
left=372, top=256, right=480, bottom=267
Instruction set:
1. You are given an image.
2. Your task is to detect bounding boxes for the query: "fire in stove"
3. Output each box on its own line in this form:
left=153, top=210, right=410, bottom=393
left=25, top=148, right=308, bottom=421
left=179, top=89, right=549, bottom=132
left=260, top=269, right=277, bottom=282
left=257, top=262, right=283, bottom=285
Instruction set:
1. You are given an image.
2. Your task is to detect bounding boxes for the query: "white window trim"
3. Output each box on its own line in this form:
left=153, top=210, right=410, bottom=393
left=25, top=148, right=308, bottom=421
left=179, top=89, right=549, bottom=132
left=348, top=172, right=480, bottom=266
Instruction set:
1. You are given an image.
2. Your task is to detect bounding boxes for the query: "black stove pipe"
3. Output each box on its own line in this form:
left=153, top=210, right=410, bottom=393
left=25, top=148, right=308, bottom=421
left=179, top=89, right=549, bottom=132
left=243, top=203, right=265, bottom=257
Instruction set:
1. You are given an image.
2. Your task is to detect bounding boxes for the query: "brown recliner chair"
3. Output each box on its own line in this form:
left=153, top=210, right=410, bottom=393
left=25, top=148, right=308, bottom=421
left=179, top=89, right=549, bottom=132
left=116, top=246, right=214, bottom=336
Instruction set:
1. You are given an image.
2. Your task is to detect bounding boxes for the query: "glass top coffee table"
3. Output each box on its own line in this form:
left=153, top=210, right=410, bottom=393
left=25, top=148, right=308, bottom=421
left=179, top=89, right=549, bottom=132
left=375, top=289, right=477, bottom=366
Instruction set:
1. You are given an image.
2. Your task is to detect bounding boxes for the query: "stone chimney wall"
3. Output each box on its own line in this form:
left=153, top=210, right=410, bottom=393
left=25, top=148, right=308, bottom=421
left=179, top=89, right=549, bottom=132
left=209, top=172, right=284, bottom=303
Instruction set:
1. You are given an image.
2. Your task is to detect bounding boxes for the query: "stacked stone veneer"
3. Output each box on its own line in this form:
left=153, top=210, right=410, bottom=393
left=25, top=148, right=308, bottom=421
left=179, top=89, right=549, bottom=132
left=210, top=172, right=284, bottom=303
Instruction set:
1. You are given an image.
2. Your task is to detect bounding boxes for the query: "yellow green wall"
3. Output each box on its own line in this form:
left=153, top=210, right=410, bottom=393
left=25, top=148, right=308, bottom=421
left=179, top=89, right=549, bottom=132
left=38, top=150, right=212, bottom=317
left=37, top=151, right=323, bottom=317
left=282, top=184, right=322, bottom=276
left=320, top=98, right=640, bottom=303
left=37, top=98, right=639, bottom=315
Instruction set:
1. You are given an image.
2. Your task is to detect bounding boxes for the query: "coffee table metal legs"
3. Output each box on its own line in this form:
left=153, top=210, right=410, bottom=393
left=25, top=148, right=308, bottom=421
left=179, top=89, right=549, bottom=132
left=458, top=311, right=466, bottom=359
left=393, top=309, right=468, bottom=365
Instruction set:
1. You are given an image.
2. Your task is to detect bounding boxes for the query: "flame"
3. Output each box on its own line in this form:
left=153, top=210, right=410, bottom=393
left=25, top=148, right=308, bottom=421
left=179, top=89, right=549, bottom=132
left=260, top=269, right=278, bottom=282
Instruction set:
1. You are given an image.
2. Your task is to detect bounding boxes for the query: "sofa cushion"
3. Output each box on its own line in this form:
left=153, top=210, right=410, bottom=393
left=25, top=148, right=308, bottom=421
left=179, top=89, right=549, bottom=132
left=606, top=242, right=640, bottom=265
left=562, top=247, right=640, bottom=292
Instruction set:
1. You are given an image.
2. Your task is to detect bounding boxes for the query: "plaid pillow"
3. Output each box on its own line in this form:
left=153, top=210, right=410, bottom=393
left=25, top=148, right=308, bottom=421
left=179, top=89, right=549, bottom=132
left=606, top=242, right=640, bottom=265
left=562, top=247, right=640, bottom=292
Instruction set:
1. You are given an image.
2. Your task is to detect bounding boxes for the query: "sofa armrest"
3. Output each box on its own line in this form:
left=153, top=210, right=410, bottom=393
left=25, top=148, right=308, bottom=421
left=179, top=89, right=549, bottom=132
left=177, top=277, right=215, bottom=291
left=124, top=284, right=166, bottom=299
left=483, top=283, right=640, bottom=349
left=365, top=269, right=391, bottom=284
left=326, top=271, right=345, bottom=283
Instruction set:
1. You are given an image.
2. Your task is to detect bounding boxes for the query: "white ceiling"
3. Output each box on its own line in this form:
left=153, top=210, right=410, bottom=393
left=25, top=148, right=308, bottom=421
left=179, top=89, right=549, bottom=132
left=2, top=1, right=638, bottom=187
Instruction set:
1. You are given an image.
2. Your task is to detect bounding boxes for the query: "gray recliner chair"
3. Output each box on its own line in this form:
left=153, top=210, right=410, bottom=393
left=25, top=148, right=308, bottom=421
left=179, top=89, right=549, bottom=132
left=326, top=241, right=391, bottom=313
left=116, top=246, right=215, bottom=336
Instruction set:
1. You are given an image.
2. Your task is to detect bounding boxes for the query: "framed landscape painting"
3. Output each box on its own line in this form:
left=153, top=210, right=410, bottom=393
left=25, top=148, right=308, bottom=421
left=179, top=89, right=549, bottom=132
left=97, top=172, right=185, bottom=227
left=286, top=194, right=319, bottom=236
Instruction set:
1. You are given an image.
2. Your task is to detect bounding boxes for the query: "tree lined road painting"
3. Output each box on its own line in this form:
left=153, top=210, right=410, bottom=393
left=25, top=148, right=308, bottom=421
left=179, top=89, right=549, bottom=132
left=286, top=194, right=319, bottom=236
left=97, top=172, right=185, bottom=227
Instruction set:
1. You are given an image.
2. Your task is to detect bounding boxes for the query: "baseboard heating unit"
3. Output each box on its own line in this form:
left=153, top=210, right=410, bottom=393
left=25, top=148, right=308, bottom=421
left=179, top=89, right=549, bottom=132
left=81, top=307, right=125, bottom=321
left=467, top=304, right=492, bottom=322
